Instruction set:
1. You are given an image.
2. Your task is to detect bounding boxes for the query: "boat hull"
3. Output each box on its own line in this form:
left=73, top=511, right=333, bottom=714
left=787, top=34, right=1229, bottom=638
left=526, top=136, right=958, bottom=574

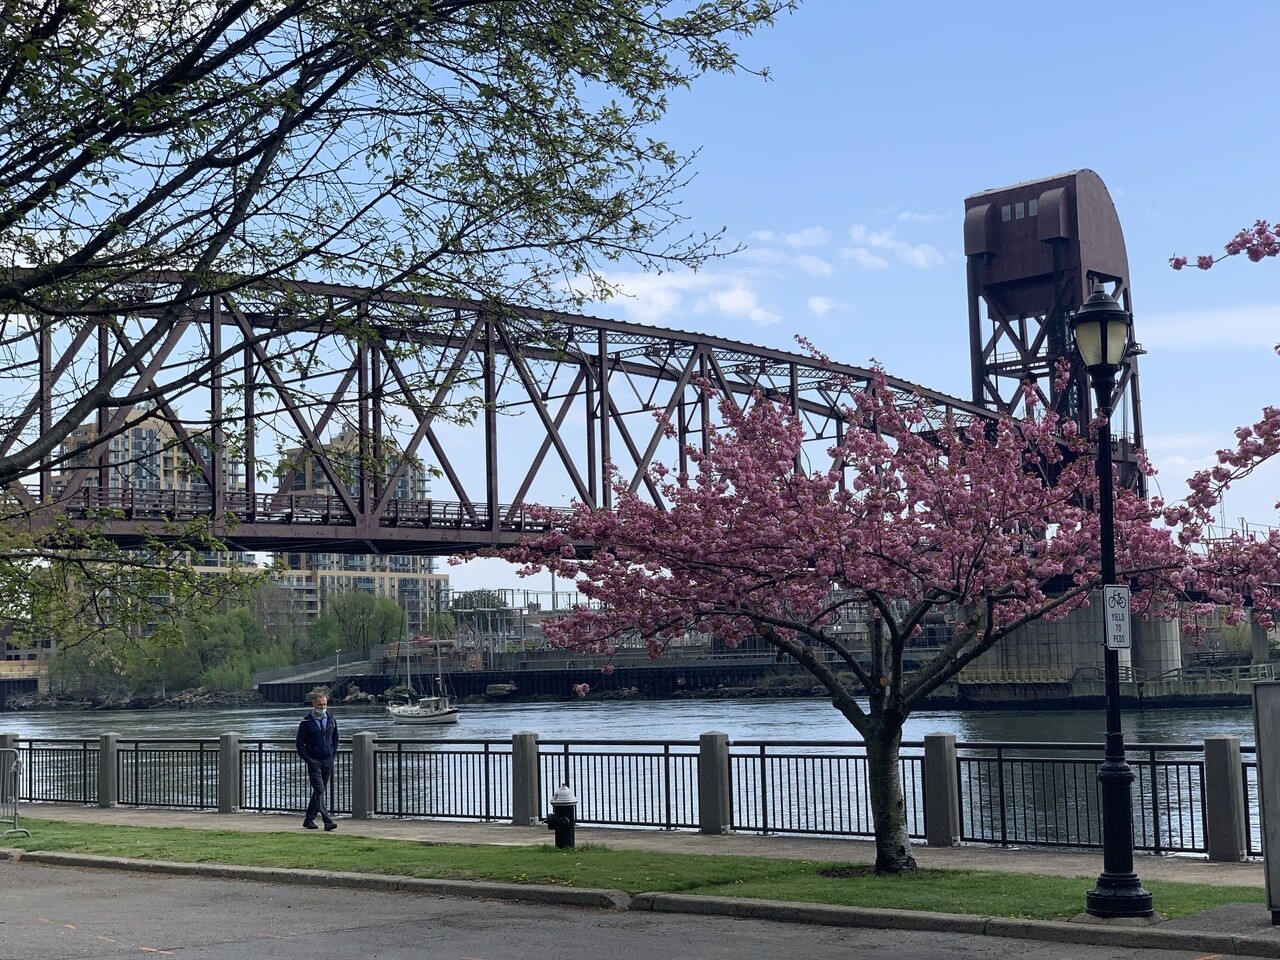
left=386, top=703, right=460, bottom=725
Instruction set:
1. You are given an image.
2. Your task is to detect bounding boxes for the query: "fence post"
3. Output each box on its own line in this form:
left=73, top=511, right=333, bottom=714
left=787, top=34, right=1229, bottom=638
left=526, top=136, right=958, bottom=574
left=1205, top=735, right=1247, bottom=862
left=351, top=732, right=376, bottom=819
left=0, top=733, right=17, bottom=751
left=698, top=731, right=731, bottom=835
left=98, top=733, right=119, bottom=808
left=511, top=731, right=541, bottom=826
left=923, top=732, right=961, bottom=847
left=217, top=732, right=241, bottom=814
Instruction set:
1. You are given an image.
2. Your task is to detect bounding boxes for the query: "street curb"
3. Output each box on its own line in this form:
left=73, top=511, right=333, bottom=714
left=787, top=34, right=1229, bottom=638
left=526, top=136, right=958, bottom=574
left=9, top=851, right=631, bottom=911
left=629, top=893, right=1280, bottom=958
left=8, top=849, right=1280, bottom=957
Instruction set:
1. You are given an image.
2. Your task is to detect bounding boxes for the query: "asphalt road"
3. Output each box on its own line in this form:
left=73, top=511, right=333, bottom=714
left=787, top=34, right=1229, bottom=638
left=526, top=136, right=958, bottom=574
left=0, top=860, right=1247, bottom=960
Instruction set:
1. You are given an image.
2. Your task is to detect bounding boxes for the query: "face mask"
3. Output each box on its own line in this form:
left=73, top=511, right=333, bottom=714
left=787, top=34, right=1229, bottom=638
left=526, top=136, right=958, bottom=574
left=313, top=707, right=327, bottom=718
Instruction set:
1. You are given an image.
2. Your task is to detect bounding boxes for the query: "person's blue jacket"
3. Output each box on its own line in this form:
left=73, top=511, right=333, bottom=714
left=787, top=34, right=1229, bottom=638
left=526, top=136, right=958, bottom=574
left=296, top=711, right=339, bottom=764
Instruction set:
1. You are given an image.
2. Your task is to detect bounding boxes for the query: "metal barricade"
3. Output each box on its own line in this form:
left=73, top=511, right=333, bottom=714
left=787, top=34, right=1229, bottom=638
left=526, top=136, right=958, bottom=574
left=0, top=747, right=29, bottom=839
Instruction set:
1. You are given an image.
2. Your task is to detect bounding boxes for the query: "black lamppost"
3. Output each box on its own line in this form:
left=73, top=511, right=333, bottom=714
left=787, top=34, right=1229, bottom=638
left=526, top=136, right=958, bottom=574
left=1072, top=283, right=1154, bottom=919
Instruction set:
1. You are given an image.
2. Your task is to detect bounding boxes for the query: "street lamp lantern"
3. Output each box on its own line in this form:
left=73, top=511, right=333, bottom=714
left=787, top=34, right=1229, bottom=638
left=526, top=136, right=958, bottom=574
left=1071, top=283, right=1134, bottom=388
left=1073, top=282, right=1153, bottom=919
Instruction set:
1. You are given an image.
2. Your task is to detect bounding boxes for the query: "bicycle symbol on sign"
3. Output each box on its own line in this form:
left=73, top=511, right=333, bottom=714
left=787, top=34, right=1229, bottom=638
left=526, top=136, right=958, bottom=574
left=1103, top=585, right=1131, bottom=649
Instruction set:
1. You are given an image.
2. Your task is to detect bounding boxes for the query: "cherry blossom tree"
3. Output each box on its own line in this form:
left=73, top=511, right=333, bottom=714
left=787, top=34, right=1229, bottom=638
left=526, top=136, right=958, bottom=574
left=498, top=375, right=1211, bottom=873
left=1170, top=220, right=1280, bottom=271
left=1169, top=224, right=1280, bottom=621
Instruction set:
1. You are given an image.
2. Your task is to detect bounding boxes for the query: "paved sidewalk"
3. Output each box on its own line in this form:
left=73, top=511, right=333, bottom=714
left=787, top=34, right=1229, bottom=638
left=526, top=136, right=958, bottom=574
left=16, top=801, right=1267, bottom=886
left=9, top=803, right=1280, bottom=958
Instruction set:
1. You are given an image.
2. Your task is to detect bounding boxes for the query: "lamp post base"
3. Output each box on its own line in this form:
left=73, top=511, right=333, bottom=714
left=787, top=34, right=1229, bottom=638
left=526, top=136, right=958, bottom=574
left=1085, top=873, right=1153, bottom=918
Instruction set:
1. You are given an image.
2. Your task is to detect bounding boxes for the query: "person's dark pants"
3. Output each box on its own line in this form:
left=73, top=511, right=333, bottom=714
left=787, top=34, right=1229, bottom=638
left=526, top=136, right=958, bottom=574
left=304, top=760, right=335, bottom=825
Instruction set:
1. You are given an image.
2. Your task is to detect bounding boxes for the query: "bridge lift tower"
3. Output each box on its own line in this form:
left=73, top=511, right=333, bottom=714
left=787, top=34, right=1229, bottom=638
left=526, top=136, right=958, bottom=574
left=964, top=169, right=1146, bottom=497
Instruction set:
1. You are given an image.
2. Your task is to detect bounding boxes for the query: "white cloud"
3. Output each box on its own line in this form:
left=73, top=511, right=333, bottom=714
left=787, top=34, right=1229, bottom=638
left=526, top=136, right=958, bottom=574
left=701, top=286, right=781, bottom=326
left=846, top=224, right=947, bottom=268
left=783, top=227, right=830, bottom=249
left=739, top=247, right=832, bottom=277
left=841, top=247, right=890, bottom=270
left=791, top=254, right=833, bottom=277
left=598, top=269, right=782, bottom=327
left=807, top=296, right=835, bottom=316
left=1140, top=304, right=1280, bottom=350
left=747, top=230, right=777, bottom=244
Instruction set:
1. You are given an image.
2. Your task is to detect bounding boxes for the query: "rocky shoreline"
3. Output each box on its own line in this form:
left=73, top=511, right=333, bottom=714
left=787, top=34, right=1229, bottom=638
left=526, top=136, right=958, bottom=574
left=3, top=689, right=270, bottom=712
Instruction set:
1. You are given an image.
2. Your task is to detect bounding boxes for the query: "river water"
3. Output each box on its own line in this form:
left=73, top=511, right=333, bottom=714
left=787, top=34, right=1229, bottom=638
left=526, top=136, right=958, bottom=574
left=0, top=698, right=1255, bottom=746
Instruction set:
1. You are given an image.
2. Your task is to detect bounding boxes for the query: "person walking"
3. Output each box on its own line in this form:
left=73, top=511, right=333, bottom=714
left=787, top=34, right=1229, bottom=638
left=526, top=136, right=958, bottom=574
left=295, top=691, right=339, bottom=831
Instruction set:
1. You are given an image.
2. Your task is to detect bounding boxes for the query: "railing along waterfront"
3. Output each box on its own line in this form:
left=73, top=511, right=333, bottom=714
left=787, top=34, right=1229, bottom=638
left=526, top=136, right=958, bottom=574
left=377, top=739, right=510, bottom=820
left=118, top=740, right=219, bottom=809
left=1245, top=745, right=1261, bottom=857
left=20, top=739, right=97, bottom=804
left=956, top=741, right=1211, bottom=853
left=5, top=734, right=1256, bottom=857
left=540, top=740, right=700, bottom=829
left=730, top=740, right=925, bottom=837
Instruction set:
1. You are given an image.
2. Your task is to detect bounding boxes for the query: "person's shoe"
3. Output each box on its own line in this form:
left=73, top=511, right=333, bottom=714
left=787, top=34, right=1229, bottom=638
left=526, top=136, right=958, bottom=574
left=303, top=820, right=318, bottom=829
left=323, top=820, right=338, bottom=831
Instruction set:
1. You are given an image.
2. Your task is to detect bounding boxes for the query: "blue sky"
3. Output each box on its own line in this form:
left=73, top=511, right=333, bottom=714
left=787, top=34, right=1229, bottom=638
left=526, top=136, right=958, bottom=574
left=448, top=1, right=1280, bottom=595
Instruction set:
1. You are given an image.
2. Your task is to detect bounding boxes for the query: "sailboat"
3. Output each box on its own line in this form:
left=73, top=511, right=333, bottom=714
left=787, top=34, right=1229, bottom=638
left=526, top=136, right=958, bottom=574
left=386, top=634, right=460, bottom=725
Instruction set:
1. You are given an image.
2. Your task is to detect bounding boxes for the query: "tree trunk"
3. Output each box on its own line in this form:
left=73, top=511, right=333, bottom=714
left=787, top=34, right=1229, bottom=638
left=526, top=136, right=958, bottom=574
left=866, top=726, right=917, bottom=873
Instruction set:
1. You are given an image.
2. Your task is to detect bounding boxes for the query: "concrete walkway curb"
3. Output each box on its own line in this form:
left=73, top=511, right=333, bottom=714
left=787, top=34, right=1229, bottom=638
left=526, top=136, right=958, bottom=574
left=8, top=847, right=1280, bottom=957
left=3, top=850, right=632, bottom=911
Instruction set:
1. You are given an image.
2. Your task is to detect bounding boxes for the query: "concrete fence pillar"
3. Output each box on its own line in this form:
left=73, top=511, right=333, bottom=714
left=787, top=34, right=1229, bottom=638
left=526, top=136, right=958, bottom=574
left=698, top=731, right=731, bottom=835
left=98, top=732, right=119, bottom=808
left=351, top=732, right=376, bottom=819
left=0, top=733, right=17, bottom=751
left=1205, top=735, right=1248, bottom=862
left=923, top=732, right=962, bottom=847
left=511, top=731, right=541, bottom=826
left=217, top=732, right=241, bottom=814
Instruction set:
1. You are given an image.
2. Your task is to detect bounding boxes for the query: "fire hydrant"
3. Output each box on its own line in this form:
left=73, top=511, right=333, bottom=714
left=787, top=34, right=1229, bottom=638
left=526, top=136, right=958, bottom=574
left=545, top=783, right=577, bottom=849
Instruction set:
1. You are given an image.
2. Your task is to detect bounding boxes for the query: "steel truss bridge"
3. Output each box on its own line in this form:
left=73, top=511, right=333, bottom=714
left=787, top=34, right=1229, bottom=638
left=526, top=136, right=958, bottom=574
left=7, top=170, right=1143, bottom=557
left=12, top=281, right=995, bottom=555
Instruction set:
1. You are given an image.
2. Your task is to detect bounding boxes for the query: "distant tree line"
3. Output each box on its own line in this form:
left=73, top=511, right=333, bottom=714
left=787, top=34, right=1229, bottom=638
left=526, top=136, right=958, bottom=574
left=47, top=586, right=456, bottom=698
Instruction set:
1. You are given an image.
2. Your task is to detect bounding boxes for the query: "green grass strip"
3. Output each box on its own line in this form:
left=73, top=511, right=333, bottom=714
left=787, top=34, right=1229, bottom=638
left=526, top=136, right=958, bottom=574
left=6, top=818, right=1263, bottom=921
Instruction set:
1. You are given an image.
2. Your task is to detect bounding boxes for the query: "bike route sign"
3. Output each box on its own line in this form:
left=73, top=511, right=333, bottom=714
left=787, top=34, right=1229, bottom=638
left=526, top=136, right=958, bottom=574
left=1103, top=585, right=1131, bottom=650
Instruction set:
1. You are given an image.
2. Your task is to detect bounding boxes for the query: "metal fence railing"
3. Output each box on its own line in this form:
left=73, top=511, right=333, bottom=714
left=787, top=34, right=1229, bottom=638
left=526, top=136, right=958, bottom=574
left=239, top=740, right=353, bottom=815
left=21, top=740, right=97, bottom=804
left=730, top=741, right=924, bottom=838
left=6, top=735, right=1254, bottom=856
left=539, top=741, right=699, bottom=830
left=1245, top=746, right=1261, bottom=857
left=118, top=740, right=220, bottom=810
left=956, top=741, right=1210, bottom=853
left=377, top=739, right=510, bottom=820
